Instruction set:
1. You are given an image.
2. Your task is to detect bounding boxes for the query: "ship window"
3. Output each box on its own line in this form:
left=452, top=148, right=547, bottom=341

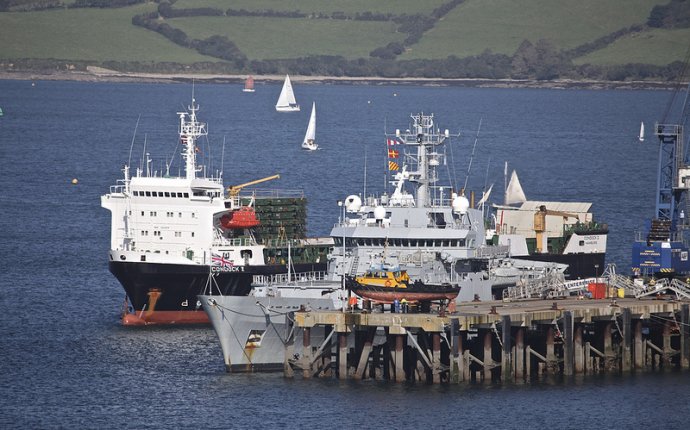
left=133, top=191, right=138, bottom=196
left=141, top=211, right=144, bottom=216
left=191, top=232, right=195, bottom=237
left=158, top=192, right=164, bottom=197
left=145, top=191, right=151, bottom=197
left=394, top=239, right=401, bottom=246
left=402, top=239, right=408, bottom=247
left=192, top=213, right=196, bottom=218
left=140, top=255, right=146, bottom=262
left=459, top=239, right=466, bottom=247
left=184, top=193, right=189, bottom=198
left=579, top=240, right=585, bottom=246
left=334, top=238, right=342, bottom=246
left=153, top=192, right=158, bottom=197
left=175, top=232, right=181, bottom=237
left=404, top=219, right=408, bottom=227
left=443, top=240, right=450, bottom=247
left=178, top=212, right=182, bottom=217
left=165, top=192, right=170, bottom=197
left=450, top=240, right=457, bottom=247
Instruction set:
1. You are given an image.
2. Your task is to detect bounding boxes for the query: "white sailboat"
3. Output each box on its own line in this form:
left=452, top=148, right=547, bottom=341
left=301, top=102, right=318, bottom=150
left=275, top=75, right=300, bottom=112
left=505, top=170, right=527, bottom=205
left=639, top=121, right=645, bottom=142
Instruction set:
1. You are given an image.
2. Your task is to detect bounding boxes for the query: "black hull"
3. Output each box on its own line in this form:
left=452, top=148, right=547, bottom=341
left=513, top=252, right=606, bottom=280
left=109, top=260, right=327, bottom=313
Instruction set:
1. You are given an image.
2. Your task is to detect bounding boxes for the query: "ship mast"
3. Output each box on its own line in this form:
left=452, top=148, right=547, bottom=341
left=179, top=98, right=207, bottom=180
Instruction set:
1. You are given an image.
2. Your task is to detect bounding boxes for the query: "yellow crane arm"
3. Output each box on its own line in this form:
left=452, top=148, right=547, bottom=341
left=227, top=174, right=280, bottom=197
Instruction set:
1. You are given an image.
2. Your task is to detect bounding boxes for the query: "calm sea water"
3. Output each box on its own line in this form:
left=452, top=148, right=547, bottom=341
left=1, top=79, right=689, bottom=428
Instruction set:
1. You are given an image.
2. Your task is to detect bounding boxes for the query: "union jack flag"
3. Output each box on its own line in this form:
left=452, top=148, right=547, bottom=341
left=212, top=253, right=234, bottom=267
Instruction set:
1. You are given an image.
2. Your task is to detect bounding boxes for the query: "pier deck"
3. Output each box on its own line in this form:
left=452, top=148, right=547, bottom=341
left=285, top=298, right=690, bottom=384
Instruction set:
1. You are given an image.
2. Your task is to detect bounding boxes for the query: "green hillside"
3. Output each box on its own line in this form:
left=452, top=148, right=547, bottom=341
left=401, top=0, right=663, bottom=60
left=0, top=0, right=688, bottom=81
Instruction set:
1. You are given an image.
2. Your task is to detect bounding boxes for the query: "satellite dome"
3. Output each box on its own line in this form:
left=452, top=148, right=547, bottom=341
left=452, top=195, right=470, bottom=214
left=345, top=195, right=362, bottom=212
left=373, top=206, right=386, bottom=220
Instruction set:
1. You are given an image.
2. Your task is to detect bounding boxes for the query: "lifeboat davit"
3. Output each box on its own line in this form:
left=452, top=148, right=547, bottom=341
left=220, top=207, right=260, bottom=229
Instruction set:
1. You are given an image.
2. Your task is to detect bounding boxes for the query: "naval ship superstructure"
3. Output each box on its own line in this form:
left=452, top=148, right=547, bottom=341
left=101, top=98, right=326, bottom=325
left=200, top=113, right=564, bottom=372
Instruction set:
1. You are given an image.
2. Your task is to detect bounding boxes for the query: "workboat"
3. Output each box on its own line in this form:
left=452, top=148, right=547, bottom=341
left=101, top=97, right=328, bottom=325
left=345, top=267, right=459, bottom=303
left=200, top=112, right=568, bottom=372
left=489, top=168, right=608, bottom=279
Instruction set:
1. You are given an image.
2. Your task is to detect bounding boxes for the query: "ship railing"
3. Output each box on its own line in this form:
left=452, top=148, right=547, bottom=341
left=252, top=271, right=329, bottom=286
left=475, top=245, right=510, bottom=258
left=243, top=188, right=305, bottom=199
left=633, top=230, right=685, bottom=242
left=211, top=237, right=257, bottom=247
left=109, top=184, right=126, bottom=194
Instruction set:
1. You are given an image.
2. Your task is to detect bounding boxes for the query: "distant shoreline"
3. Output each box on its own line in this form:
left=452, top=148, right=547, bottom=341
left=0, top=67, right=680, bottom=90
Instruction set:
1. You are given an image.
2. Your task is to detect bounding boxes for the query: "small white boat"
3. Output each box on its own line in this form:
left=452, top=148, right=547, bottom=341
left=639, top=121, right=645, bottom=142
left=275, top=75, right=300, bottom=112
left=301, top=102, right=318, bottom=150
left=243, top=76, right=255, bottom=93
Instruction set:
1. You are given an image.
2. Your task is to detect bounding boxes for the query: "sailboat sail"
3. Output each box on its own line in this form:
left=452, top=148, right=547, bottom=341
left=301, top=102, right=318, bottom=150
left=243, top=76, right=255, bottom=92
left=276, top=75, right=300, bottom=112
left=505, top=170, right=527, bottom=205
left=639, top=121, right=644, bottom=142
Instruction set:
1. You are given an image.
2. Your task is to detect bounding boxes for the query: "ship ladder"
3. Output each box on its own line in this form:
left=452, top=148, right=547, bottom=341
left=349, top=255, right=360, bottom=277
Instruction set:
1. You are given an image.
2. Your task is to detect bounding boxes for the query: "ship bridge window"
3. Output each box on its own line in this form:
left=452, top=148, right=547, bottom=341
left=133, top=191, right=139, bottom=196
left=193, top=191, right=204, bottom=197
left=334, top=238, right=342, bottom=246
left=431, top=212, right=446, bottom=228
left=165, top=192, right=170, bottom=197
left=184, top=193, right=189, bottom=198
left=145, top=191, right=151, bottom=197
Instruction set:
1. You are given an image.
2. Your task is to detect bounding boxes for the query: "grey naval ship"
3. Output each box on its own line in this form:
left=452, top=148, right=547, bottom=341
left=200, top=112, right=578, bottom=372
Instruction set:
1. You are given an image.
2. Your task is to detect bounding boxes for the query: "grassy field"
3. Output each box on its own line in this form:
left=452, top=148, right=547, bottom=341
left=169, top=16, right=403, bottom=60
left=0, top=4, right=217, bottom=63
left=400, top=0, right=665, bottom=59
left=575, top=28, right=690, bottom=66
left=174, top=0, right=448, bottom=15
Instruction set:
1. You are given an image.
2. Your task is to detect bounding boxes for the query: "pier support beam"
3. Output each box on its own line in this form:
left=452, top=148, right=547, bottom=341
left=338, top=331, right=348, bottom=380
left=574, top=325, right=584, bottom=374
left=621, top=308, right=632, bottom=372
left=483, top=330, right=493, bottom=382
left=354, top=328, right=376, bottom=380
left=515, top=328, right=525, bottom=381
left=302, top=327, right=312, bottom=379
left=603, top=322, right=615, bottom=372
left=545, top=326, right=558, bottom=373
left=394, top=334, right=405, bottom=382
left=662, top=320, right=673, bottom=369
left=450, top=319, right=461, bottom=383
left=501, top=316, right=512, bottom=382
left=432, top=332, right=441, bottom=384
left=634, top=320, right=645, bottom=370
left=681, top=304, right=690, bottom=369
left=563, top=312, right=574, bottom=376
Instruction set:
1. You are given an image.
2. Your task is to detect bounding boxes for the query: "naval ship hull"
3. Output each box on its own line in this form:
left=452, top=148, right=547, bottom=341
left=111, top=260, right=327, bottom=325
left=200, top=294, right=338, bottom=372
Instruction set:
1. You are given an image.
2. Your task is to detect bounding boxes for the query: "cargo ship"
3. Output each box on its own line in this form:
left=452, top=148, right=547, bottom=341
left=101, top=98, right=328, bottom=325
left=489, top=169, right=608, bottom=279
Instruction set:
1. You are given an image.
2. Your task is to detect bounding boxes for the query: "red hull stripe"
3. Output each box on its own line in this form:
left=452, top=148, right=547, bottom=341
left=122, top=310, right=208, bottom=326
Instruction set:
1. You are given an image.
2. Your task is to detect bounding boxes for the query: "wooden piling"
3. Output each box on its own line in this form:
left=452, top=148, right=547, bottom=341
left=563, top=311, right=574, bottom=376
left=501, top=315, right=512, bottom=382
left=681, top=304, right=690, bottom=369
left=288, top=298, right=689, bottom=384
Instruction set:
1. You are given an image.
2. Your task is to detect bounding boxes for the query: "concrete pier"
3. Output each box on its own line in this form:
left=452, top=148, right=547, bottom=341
left=285, top=299, right=690, bottom=384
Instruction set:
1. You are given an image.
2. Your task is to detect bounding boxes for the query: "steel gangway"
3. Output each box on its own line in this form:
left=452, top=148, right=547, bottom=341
left=502, top=269, right=569, bottom=300
left=635, top=278, right=690, bottom=300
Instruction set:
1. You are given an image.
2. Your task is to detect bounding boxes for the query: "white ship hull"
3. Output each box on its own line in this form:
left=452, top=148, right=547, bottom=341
left=200, top=293, right=341, bottom=372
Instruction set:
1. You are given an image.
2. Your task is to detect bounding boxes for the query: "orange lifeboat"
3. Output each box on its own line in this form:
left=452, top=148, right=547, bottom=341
left=220, top=207, right=260, bottom=229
